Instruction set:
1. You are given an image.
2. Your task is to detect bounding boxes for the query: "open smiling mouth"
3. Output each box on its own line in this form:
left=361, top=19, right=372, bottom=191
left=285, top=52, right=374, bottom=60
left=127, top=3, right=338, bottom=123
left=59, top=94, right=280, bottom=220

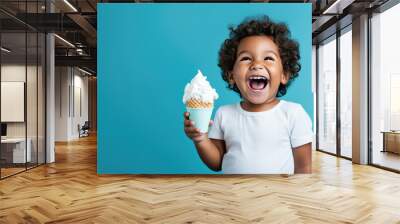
left=248, top=75, right=269, bottom=90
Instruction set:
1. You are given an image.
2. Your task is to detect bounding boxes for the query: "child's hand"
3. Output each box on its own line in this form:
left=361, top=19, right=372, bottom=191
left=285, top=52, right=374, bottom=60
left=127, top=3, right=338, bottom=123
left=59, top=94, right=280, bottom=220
left=183, top=112, right=213, bottom=143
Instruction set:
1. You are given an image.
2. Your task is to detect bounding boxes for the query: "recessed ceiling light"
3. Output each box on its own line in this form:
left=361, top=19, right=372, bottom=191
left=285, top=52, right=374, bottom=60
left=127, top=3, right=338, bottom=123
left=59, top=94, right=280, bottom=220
left=63, top=0, right=78, bottom=12
left=78, top=67, right=93, bottom=76
left=1, top=47, right=11, bottom=53
left=54, top=34, right=75, bottom=48
left=322, top=0, right=353, bottom=15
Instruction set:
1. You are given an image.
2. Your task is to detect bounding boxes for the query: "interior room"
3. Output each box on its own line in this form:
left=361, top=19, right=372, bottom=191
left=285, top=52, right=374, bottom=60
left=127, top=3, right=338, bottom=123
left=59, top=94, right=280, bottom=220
left=0, top=0, right=400, bottom=223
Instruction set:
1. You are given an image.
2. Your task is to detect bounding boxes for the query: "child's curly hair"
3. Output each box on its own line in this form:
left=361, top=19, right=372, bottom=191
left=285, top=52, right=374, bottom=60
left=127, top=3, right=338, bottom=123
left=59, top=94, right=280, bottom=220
left=218, top=16, right=301, bottom=97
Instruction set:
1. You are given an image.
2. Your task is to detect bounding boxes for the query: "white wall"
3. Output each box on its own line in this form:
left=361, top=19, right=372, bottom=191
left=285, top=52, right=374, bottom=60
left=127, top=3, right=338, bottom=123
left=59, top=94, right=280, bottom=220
left=1, top=66, right=26, bottom=133
left=55, top=66, right=70, bottom=141
left=1, top=64, right=46, bottom=164
left=55, top=67, right=89, bottom=141
left=1, top=65, right=39, bottom=138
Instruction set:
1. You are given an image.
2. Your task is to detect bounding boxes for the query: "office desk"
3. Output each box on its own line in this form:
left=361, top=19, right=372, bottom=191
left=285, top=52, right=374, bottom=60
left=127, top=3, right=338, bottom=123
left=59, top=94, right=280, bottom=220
left=381, top=131, right=400, bottom=154
left=1, top=138, right=31, bottom=163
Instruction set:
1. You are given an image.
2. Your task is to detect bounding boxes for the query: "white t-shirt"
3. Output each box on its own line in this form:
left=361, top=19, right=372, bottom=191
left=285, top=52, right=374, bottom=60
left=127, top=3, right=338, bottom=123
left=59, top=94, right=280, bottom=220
left=208, top=100, right=313, bottom=174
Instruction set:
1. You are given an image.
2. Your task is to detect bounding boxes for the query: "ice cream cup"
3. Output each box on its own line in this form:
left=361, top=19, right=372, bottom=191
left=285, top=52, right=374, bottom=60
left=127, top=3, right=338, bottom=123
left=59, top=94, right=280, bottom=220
left=186, top=107, right=213, bottom=133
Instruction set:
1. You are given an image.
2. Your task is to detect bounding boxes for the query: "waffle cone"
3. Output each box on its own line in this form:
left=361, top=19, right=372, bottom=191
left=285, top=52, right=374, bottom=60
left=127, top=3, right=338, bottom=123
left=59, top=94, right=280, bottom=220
left=186, top=99, right=213, bottom=108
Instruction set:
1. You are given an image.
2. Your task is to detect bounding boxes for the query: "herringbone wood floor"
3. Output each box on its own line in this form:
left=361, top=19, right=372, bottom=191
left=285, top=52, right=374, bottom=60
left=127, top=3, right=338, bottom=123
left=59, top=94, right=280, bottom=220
left=1, top=135, right=400, bottom=224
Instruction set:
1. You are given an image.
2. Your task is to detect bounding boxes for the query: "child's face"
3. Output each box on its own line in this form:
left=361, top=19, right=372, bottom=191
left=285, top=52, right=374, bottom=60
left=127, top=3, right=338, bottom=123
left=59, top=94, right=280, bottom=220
left=229, top=35, right=288, bottom=105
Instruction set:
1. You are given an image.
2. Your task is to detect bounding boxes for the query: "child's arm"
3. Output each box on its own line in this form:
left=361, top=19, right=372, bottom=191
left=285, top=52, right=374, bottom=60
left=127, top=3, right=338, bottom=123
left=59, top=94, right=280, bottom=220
left=292, top=143, right=312, bottom=174
left=184, top=112, right=225, bottom=171
left=194, top=138, right=225, bottom=171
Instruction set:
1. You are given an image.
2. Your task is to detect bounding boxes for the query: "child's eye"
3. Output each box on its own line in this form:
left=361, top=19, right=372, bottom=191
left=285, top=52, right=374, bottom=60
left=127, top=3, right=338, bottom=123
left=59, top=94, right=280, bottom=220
left=264, top=56, right=274, bottom=61
left=240, top=56, right=251, bottom=61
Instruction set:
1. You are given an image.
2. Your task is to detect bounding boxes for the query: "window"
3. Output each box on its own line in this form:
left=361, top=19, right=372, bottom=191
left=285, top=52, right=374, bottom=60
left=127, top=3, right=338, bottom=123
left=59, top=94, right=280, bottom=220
left=371, top=2, right=400, bottom=171
left=339, top=27, right=352, bottom=158
left=317, top=35, right=337, bottom=155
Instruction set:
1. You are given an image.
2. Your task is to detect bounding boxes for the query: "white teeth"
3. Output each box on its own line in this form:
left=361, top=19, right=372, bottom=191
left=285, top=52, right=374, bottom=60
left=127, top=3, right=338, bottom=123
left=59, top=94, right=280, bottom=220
left=249, top=76, right=267, bottom=80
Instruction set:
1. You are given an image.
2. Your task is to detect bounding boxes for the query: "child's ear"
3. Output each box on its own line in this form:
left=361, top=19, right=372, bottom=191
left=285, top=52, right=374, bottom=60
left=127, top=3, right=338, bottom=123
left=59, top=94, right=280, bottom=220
left=281, top=72, right=289, bottom=85
left=228, top=72, right=235, bottom=85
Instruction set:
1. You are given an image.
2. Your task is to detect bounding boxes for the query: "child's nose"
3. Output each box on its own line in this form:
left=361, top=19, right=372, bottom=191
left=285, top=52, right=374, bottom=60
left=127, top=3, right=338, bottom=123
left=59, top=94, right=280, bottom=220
left=250, top=61, right=264, bottom=70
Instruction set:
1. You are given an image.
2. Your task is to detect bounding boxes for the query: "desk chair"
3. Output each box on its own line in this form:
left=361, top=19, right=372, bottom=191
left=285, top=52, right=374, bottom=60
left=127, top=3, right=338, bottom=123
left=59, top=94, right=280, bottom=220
left=78, top=121, right=90, bottom=138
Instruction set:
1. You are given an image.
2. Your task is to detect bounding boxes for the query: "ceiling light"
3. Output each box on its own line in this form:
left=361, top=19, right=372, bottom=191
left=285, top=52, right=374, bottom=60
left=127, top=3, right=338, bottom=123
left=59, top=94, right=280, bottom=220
left=76, top=48, right=84, bottom=55
left=1, top=47, right=11, bottom=53
left=322, top=0, right=355, bottom=15
left=323, top=0, right=341, bottom=14
left=54, top=34, right=75, bottom=48
left=63, top=0, right=78, bottom=12
left=78, top=67, right=93, bottom=76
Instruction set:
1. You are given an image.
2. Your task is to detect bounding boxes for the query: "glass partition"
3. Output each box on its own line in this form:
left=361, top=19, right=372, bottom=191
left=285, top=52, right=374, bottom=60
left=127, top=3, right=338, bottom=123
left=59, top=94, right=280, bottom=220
left=0, top=1, right=46, bottom=179
left=1, top=31, right=27, bottom=177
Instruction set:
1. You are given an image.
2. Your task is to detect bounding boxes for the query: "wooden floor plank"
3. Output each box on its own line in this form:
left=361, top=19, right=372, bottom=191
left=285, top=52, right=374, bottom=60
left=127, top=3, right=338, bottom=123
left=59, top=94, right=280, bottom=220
left=1, top=135, right=400, bottom=223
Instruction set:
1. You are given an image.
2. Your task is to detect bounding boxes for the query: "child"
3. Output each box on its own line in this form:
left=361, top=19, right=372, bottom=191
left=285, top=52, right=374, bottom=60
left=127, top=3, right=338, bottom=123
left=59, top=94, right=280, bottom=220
left=184, top=16, right=313, bottom=174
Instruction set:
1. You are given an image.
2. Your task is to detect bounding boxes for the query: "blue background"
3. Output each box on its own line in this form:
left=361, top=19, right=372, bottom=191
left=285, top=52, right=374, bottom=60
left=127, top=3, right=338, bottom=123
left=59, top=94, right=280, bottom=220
left=98, top=3, right=312, bottom=174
